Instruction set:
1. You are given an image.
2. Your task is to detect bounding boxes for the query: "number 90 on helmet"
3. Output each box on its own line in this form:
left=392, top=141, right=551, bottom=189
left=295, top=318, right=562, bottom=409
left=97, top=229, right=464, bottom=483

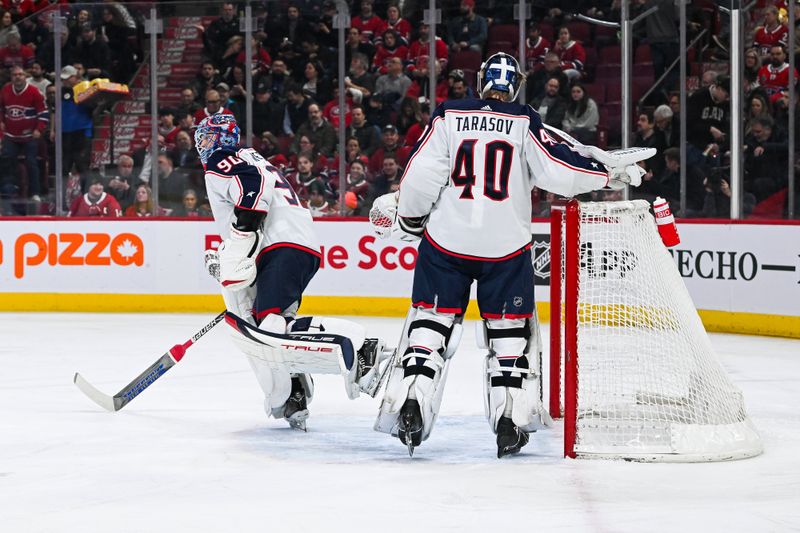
left=477, top=52, right=524, bottom=102
left=194, top=114, right=241, bottom=164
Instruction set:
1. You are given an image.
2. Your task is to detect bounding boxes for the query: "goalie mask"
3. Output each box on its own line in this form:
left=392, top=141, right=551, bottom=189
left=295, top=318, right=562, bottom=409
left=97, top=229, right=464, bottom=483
left=477, top=52, right=524, bottom=102
left=194, top=114, right=240, bottom=164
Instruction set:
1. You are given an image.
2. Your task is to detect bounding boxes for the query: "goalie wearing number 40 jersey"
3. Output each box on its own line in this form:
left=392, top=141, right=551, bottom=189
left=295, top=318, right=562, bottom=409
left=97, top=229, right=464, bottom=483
left=371, top=52, right=653, bottom=458
left=197, top=114, right=389, bottom=432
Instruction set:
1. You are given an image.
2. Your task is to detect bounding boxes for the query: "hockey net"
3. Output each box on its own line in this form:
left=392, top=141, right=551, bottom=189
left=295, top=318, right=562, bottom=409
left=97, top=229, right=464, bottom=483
left=549, top=200, right=762, bottom=461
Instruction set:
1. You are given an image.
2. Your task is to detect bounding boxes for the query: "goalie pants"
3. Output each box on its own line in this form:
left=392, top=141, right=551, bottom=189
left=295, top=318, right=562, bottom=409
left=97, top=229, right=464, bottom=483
left=412, top=235, right=535, bottom=319
left=253, top=245, right=321, bottom=322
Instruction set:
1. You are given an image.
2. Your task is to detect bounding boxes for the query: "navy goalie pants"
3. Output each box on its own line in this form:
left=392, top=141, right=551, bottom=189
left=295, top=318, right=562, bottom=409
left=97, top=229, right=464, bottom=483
left=411, top=234, right=535, bottom=319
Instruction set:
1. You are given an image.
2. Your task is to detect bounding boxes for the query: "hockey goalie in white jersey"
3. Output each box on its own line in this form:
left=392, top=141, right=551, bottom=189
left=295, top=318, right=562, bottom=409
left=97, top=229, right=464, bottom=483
left=370, top=53, right=652, bottom=457
left=196, top=114, right=388, bottom=431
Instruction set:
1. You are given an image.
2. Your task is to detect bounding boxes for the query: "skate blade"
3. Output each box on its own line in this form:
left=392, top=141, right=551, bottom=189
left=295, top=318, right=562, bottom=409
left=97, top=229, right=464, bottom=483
left=407, top=439, right=415, bottom=457
left=287, top=409, right=309, bottom=432
left=497, top=433, right=530, bottom=459
left=497, top=444, right=522, bottom=459
left=289, top=419, right=307, bottom=432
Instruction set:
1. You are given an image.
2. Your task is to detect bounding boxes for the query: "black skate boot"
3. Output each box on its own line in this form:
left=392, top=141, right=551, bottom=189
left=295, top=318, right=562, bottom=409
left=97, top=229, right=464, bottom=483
left=496, top=416, right=530, bottom=458
left=398, top=399, right=424, bottom=457
left=356, top=338, right=386, bottom=396
left=284, top=376, right=310, bottom=432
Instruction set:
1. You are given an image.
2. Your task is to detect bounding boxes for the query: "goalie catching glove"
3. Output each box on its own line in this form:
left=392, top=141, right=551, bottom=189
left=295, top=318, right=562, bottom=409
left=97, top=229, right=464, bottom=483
left=369, top=192, right=427, bottom=242
left=217, top=225, right=262, bottom=291
left=606, top=162, right=647, bottom=190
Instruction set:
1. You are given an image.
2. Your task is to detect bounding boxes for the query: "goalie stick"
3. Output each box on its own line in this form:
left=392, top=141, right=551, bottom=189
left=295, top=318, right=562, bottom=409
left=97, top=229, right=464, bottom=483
left=74, top=312, right=225, bottom=412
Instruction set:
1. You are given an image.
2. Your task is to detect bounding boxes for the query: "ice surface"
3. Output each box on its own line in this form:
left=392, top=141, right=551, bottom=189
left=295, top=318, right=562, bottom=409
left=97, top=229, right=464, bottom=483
left=1, top=313, right=799, bottom=532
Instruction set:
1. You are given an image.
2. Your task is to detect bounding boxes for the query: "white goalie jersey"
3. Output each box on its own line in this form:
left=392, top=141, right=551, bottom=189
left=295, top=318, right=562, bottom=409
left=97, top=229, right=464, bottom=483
left=398, top=99, right=610, bottom=259
left=204, top=147, right=318, bottom=254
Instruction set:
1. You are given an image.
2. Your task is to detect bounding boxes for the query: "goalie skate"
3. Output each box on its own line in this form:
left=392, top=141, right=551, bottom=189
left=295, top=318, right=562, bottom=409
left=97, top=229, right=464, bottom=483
left=496, top=416, right=530, bottom=458
left=285, top=375, right=310, bottom=432
left=355, top=338, right=390, bottom=397
left=398, top=399, right=424, bottom=457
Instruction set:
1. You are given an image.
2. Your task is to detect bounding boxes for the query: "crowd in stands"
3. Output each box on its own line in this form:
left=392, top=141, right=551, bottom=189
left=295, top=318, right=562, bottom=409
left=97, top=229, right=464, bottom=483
left=0, top=0, right=798, bottom=219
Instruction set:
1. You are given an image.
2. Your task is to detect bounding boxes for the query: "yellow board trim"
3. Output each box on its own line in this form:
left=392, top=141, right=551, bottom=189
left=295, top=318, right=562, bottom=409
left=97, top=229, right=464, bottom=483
left=1, top=293, right=798, bottom=339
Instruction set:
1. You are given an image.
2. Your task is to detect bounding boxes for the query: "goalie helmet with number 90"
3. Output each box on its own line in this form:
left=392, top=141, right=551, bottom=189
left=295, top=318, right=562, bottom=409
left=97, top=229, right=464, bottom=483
left=194, top=114, right=240, bottom=164
left=477, top=52, right=524, bottom=102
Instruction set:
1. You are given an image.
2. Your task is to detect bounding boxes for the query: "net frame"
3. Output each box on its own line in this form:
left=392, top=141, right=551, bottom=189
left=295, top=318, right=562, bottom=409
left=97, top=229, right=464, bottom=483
left=549, top=200, right=763, bottom=462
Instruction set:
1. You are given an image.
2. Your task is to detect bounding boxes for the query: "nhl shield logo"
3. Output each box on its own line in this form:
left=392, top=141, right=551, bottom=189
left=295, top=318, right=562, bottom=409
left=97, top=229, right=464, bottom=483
left=513, top=296, right=524, bottom=307
left=532, top=240, right=551, bottom=279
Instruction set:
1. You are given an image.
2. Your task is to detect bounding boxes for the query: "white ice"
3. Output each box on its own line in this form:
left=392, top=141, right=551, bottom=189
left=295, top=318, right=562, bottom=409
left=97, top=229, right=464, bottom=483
left=1, top=313, right=799, bottom=533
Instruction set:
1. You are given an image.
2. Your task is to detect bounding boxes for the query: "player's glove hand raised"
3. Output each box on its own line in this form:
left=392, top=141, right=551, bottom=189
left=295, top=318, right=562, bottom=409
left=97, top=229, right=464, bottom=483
left=218, top=225, right=262, bottom=291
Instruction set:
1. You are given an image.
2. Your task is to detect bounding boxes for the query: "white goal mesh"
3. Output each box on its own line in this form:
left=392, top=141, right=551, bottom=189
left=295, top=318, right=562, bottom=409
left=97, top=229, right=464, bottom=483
left=552, top=200, right=762, bottom=462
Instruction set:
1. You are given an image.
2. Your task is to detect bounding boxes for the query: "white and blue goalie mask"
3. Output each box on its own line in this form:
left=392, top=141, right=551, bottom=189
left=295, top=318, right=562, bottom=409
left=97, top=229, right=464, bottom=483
left=477, top=52, right=524, bottom=101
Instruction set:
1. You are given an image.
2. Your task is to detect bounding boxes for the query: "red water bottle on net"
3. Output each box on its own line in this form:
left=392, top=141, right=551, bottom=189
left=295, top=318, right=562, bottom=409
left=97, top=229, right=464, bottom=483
left=653, top=197, right=680, bottom=247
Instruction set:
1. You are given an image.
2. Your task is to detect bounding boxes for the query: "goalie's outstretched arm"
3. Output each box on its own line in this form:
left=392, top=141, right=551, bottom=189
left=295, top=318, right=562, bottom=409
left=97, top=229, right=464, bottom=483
left=523, top=107, right=610, bottom=197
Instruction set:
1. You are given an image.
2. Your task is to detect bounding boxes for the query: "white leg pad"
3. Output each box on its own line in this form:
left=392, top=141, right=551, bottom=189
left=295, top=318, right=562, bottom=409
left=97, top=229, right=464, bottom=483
left=482, top=318, right=554, bottom=434
left=288, top=315, right=383, bottom=399
left=374, top=308, right=461, bottom=441
left=226, top=311, right=355, bottom=375
left=246, top=355, right=292, bottom=417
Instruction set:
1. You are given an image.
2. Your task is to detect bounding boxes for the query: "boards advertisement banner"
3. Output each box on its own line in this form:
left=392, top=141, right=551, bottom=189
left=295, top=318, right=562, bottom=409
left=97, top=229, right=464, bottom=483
left=0, top=219, right=797, bottom=337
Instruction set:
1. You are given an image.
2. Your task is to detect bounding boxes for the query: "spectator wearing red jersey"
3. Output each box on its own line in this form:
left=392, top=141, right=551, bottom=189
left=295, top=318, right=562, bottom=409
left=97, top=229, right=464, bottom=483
left=368, top=124, right=409, bottom=174
left=235, top=35, right=272, bottom=76
left=404, top=100, right=430, bottom=147
left=193, top=89, right=233, bottom=124
left=323, top=86, right=355, bottom=129
left=396, top=96, right=421, bottom=135
left=381, top=4, right=411, bottom=45
left=372, top=29, right=408, bottom=74
left=757, top=45, right=798, bottom=98
left=405, top=60, right=449, bottom=106
left=405, top=22, right=448, bottom=79
left=2, top=0, right=46, bottom=19
left=158, top=107, right=181, bottom=145
left=525, top=24, right=551, bottom=74
left=0, top=32, right=34, bottom=69
left=69, top=176, right=122, bottom=217
left=753, top=5, right=788, bottom=58
left=0, top=65, right=47, bottom=201
left=553, top=26, right=586, bottom=81
left=351, top=0, right=384, bottom=45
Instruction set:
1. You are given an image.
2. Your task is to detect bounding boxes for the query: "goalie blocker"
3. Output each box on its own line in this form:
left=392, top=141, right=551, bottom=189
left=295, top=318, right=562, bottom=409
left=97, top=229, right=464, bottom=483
left=225, top=312, right=390, bottom=399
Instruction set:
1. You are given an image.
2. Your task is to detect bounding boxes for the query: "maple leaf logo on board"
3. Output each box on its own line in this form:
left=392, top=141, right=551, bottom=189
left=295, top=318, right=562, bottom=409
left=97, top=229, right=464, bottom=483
left=116, top=239, right=139, bottom=264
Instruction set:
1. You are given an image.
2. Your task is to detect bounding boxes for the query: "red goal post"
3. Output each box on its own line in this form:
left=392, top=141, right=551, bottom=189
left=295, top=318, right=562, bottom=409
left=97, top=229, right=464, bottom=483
left=547, top=199, right=762, bottom=462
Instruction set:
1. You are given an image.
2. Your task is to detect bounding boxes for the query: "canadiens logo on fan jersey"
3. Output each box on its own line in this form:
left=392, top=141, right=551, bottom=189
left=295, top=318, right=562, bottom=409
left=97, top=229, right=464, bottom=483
left=5, top=105, right=33, bottom=119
